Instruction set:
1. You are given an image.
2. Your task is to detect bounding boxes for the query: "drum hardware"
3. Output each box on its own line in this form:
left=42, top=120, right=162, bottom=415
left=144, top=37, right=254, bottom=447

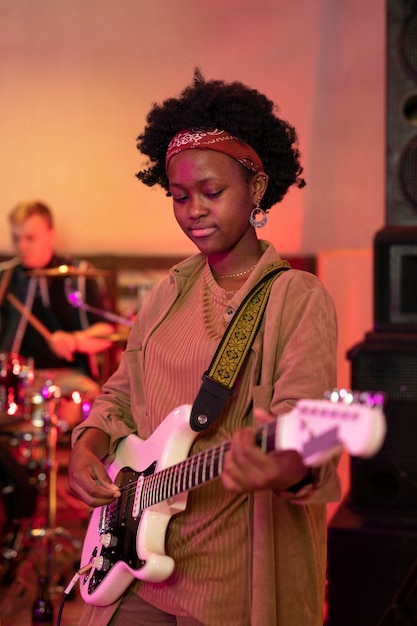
left=0, top=380, right=83, bottom=618
left=0, top=440, right=39, bottom=584
left=26, top=264, right=112, bottom=278
left=65, top=280, right=134, bottom=327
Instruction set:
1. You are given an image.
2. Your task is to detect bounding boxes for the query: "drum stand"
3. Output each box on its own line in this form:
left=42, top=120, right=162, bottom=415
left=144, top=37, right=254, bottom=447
left=0, top=383, right=83, bottom=618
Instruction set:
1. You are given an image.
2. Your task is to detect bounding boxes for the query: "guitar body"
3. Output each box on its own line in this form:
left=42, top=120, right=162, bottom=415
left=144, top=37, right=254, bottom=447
left=80, top=404, right=194, bottom=606
left=79, top=390, right=386, bottom=607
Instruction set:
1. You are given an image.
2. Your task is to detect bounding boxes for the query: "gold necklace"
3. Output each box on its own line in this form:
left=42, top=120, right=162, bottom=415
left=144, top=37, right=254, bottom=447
left=219, top=264, right=257, bottom=279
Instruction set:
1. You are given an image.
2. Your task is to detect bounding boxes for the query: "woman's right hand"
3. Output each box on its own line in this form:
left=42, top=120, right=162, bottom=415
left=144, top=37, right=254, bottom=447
left=68, top=429, right=121, bottom=507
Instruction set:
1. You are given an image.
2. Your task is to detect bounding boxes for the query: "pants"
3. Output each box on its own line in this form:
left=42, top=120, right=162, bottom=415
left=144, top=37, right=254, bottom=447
left=109, top=591, right=205, bottom=626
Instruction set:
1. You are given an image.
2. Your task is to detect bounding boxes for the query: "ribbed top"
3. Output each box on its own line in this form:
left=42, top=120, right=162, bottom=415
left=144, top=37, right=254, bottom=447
left=138, top=263, right=252, bottom=625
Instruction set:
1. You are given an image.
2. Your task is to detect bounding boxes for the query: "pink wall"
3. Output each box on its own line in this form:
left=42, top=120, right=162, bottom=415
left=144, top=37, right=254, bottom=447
left=0, top=0, right=385, bottom=257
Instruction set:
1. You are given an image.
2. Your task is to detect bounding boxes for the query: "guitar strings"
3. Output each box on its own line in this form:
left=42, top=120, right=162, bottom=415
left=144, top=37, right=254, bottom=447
left=109, top=439, right=233, bottom=510
left=107, top=420, right=276, bottom=511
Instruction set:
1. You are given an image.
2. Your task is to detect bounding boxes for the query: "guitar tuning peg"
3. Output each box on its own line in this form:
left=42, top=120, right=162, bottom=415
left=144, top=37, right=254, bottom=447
left=339, top=388, right=354, bottom=404
left=324, top=388, right=355, bottom=404
left=323, top=388, right=385, bottom=408
left=357, top=390, right=385, bottom=408
left=324, top=388, right=343, bottom=403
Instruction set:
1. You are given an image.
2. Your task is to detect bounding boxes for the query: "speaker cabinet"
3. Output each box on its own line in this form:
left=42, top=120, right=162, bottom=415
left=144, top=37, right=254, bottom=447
left=327, top=500, right=417, bottom=626
left=386, top=0, right=417, bottom=224
left=374, top=226, right=417, bottom=331
left=347, top=332, right=417, bottom=519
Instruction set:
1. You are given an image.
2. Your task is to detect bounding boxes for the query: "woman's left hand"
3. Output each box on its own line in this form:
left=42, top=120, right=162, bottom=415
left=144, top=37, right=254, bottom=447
left=221, top=407, right=309, bottom=493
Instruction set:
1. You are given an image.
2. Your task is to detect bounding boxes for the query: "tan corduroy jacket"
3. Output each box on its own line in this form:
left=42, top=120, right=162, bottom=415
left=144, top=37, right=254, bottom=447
left=73, top=241, right=340, bottom=626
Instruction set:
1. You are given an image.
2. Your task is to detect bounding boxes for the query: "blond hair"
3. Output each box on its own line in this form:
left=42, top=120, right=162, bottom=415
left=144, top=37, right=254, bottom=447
left=9, top=200, right=54, bottom=229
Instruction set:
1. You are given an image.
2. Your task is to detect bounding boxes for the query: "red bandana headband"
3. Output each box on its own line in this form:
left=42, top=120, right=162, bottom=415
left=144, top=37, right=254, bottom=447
left=165, top=129, right=264, bottom=174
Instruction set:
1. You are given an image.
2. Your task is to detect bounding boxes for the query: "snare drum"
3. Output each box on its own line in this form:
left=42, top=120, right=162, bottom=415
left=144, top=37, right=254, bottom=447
left=32, top=368, right=100, bottom=430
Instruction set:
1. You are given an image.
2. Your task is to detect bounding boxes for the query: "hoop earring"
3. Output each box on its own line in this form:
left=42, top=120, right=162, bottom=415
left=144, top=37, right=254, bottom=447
left=249, top=206, right=268, bottom=229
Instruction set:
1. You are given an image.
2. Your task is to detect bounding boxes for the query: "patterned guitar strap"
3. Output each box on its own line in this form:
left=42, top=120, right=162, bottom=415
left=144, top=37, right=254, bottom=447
left=190, top=260, right=291, bottom=431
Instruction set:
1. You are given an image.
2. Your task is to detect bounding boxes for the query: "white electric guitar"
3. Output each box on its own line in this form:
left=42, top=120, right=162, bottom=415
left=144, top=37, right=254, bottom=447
left=79, top=390, right=386, bottom=606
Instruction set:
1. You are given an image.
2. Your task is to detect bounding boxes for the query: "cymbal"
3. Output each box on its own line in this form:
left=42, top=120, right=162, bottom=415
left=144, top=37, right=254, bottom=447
left=27, top=264, right=112, bottom=278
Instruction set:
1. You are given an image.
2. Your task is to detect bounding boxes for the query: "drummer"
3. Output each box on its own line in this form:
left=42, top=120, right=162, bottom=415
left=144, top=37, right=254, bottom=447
left=0, top=200, right=115, bottom=397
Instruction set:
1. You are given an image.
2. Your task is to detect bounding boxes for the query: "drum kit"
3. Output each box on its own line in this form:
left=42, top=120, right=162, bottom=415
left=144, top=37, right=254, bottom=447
left=0, top=264, right=134, bottom=611
left=0, top=354, right=90, bottom=613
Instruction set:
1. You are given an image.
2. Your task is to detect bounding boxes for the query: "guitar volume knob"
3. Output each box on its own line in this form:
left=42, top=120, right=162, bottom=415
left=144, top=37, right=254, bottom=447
left=92, top=555, right=111, bottom=572
left=100, top=533, right=118, bottom=548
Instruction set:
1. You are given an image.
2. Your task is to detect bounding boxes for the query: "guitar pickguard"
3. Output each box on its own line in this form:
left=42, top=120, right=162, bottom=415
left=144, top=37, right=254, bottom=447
left=79, top=404, right=196, bottom=606
left=84, top=462, right=156, bottom=597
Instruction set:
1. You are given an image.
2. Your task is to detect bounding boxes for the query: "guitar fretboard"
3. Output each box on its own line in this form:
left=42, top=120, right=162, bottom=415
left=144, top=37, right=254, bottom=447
left=140, top=439, right=231, bottom=508
left=139, top=421, right=276, bottom=508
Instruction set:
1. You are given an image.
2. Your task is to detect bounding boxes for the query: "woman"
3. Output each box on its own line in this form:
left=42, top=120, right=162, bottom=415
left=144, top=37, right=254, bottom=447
left=68, top=69, right=340, bottom=626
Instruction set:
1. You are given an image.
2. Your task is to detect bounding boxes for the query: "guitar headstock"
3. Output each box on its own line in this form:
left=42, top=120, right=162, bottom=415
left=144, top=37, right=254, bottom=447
left=277, top=389, right=387, bottom=466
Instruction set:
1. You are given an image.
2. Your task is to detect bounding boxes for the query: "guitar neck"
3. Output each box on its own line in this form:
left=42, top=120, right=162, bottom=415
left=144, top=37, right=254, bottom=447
left=139, top=392, right=386, bottom=510
left=141, top=421, right=277, bottom=509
